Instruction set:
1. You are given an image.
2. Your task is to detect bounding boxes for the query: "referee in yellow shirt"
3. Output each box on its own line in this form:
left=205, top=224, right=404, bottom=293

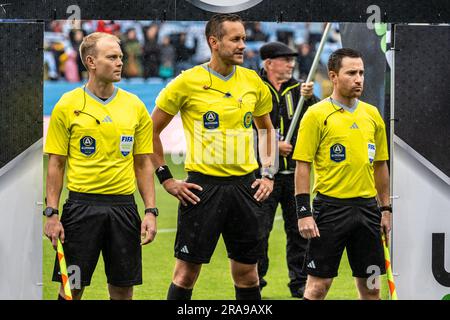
left=293, top=48, right=392, bottom=300
left=44, top=32, right=157, bottom=300
left=151, top=14, right=275, bottom=300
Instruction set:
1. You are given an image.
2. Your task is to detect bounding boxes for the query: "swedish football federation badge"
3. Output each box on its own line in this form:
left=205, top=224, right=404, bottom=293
left=243, top=111, right=253, bottom=128
left=203, top=111, right=219, bottom=129
left=120, top=135, right=134, bottom=156
left=330, top=143, right=346, bottom=162
left=80, top=136, right=96, bottom=156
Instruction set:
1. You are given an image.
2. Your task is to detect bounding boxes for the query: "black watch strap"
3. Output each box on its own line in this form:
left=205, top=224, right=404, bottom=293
left=43, top=207, right=59, bottom=217
left=145, top=207, right=159, bottom=217
left=379, top=205, right=392, bottom=213
left=261, top=166, right=276, bottom=180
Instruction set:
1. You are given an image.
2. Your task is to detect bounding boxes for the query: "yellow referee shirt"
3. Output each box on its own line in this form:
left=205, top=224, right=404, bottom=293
left=292, top=98, right=389, bottom=198
left=156, top=64, right=273, bottom=177
left=45, top=86, right=153, bottom=195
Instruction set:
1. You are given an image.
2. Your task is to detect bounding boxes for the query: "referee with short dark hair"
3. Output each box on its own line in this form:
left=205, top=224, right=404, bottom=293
left=293, top=48, right=391, bottom=300
left=44, top=32, right=157, bottom=300
left=151, top=14, right=276, bottom=300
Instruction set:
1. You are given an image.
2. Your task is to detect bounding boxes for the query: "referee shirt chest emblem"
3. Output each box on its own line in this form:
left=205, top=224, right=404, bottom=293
left=330, top=143, right=346, bottom=162
left=120, top=135, right=134, bottom=156
left=203, top=111, right=219, bottom=129
left=243, top=111, right=253, bottom=128
left=80, top=136, right=96, bottom=155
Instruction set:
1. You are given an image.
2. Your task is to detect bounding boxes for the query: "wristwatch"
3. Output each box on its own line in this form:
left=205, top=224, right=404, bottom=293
left=43, top=207, right=59, bottom=217
left=261, top=166, right=275, bottom=180
left=261, top=173, right=274, bottom=180
left=379, top=205, right=392, bottom=213
left=145, top=207, right=159, bottom=217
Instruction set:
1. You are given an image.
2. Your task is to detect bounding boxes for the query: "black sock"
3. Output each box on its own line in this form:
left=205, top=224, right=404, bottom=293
left=57, top=294, right=66, bottom=300
left=167, top=282, right=193, bottom=300
left=235, top=285, right=261, bottom=300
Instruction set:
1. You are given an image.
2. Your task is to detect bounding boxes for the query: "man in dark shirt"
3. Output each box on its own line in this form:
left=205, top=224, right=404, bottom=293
left=257, top=42, right=319, bottom=298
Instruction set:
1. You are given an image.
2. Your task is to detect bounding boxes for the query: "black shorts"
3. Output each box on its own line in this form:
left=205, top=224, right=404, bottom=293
left=304, top=193, right=386, bottom=279
left=52, top=191, right=142, bottom=287
left=174, top=172, right=265, bottom=265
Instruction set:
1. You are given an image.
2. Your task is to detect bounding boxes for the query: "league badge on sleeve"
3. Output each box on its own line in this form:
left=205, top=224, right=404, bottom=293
left=368, top=143, right=376, bottom=164
left=80, top=136, right=96, bottom=156
left=203, top=111, right=219, bottom=129
left=243, top=111, right=253, bottom=128
left=330, top=143, right=346, bottom=162
left=120, top=135, right=134, bottom=156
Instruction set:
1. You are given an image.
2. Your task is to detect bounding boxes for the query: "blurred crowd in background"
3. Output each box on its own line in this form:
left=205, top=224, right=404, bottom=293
left=44, top=20, right=341, bottom=97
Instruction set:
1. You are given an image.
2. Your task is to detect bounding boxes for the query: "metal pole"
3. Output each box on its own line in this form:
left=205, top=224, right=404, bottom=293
left=389, top=23, right=397, bottom=287
left=284, top=22, right=332, bottom=143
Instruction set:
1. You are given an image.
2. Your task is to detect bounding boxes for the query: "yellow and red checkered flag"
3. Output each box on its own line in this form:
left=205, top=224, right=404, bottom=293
left=382, top=233, right=398, bottom=300
left=57, top=239, right=72, bottom=300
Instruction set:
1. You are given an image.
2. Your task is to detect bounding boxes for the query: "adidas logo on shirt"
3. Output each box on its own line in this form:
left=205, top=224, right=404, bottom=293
left=180, top=245, right=189, bottom=254
left=102, top=115, right=113, bottom=123
left=307, top=260, right=316, bottom=269
left=299, top=206, right=307, bottom=212
left=350, top=122, right=359, bottom=129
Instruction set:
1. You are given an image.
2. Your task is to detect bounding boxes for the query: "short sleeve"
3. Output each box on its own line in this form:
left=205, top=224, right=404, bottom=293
left=374, top=109, right=389, bottom=161
left=44, top=99, right=70, bottom=156
left=292, top=109, right=321, bottom=162
left=133, top=100, right=153, bottom=155
left=155, top=73, right=188, bottom=115
left=253, top=77, right=273, bottom=117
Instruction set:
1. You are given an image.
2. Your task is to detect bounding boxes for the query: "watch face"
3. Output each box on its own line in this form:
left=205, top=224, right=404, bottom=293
left=45, top=207, right=57, bottom=216
left=262, top=174, right=274, bottom=180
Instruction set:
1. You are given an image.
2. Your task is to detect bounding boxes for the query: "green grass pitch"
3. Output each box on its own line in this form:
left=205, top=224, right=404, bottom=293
left=43, top=155, right=389, bottom=300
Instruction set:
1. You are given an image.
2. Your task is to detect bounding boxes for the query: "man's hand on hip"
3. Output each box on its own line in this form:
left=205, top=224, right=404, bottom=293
left=163, top=178, right=203, bottom=206
left=251, top=177, right=274, bottom=202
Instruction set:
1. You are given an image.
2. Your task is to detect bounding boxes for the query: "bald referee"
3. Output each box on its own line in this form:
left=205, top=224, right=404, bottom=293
left=44, top=32, right=157, bottom=300
left=293, top=48, right=391, bottom=300
left=151, top=14, right=275, bottom=300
